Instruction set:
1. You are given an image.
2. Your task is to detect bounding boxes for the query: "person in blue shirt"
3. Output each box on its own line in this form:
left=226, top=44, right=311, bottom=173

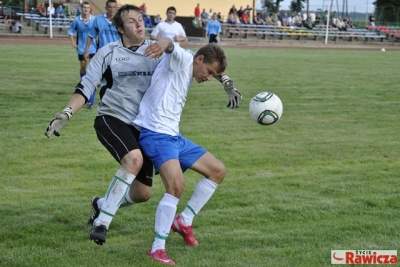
left=55, top=4, right=65, bottom=18
left=144, top=14, right=153, bottom=32
left=204, top=13, right=221, bottom=43
left=68, top=2, right=97, bottom=80
left=82, top=0, right=119, bottom=109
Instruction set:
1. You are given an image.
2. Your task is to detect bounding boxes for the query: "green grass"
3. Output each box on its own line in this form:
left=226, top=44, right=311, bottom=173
left=0, top=44, right=399, bottom=267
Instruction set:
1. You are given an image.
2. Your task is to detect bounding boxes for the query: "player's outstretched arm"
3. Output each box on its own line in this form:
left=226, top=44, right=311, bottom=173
left=215, top=74, right=242, bottom=109
left=45, top=94, right=86, bottom=138
left=145, top=37, right=174, bottom=58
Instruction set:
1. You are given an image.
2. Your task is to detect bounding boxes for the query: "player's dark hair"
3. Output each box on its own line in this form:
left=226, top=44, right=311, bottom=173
left=166, top=6, right=176, bottom=14
left=195, top=44, right=227, bottom=73
left=81, top=1, right=90, bottom=8
left=106, top=0, right=117, bottom=7
left=112, top=4, right=142, bottom=37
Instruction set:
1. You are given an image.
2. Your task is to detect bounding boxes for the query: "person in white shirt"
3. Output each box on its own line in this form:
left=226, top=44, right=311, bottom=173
left=310, top=10, right=316, bottom=22
left=207, top=8, right=213, bottom=20
left=47, top=3, right=55, bottom=18
left=134, top=43, right=242, bottom=265
left=150, top=6, right=186, bottom=42
left=302, top=11, right=307, bottom=22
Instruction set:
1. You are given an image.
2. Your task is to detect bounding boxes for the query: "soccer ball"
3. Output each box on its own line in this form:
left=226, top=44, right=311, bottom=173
left=249, top=92, right=283, bottom=125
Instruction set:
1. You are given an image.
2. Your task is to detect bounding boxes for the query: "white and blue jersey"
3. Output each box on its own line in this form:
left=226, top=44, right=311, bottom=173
left=134, top=44, right=206, bottom=174
left=134, top=44, right=194, bottom=136
left=68, top=14, right=97, bottom=55
left=90, top=13, right=120, bottom=49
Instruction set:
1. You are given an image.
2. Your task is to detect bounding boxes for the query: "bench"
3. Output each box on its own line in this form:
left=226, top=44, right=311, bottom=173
left=36, top=18, right=71, bottom=32
left=41, top=23, right=71, bottom=34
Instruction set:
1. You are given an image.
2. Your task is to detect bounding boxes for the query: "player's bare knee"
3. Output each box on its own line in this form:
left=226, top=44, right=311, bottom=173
left=166, top=182, right=184, bottom=198
left=133, top=189, right=151, bottom=202
left=121, top=150, right=143, bottom=174
left=211, top=163, right=226, bottom=184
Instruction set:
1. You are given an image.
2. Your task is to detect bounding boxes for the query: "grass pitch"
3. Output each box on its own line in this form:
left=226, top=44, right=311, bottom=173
left=0, top=44, right=399, bottom=267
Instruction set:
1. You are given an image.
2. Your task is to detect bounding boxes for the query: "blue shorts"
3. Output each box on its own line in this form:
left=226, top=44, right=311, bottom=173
left=139, top=129, right=207, bottom=175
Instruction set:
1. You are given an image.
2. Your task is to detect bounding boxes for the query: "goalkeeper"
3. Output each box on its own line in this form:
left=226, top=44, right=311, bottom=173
left=44, top=4, right=242, bottom=248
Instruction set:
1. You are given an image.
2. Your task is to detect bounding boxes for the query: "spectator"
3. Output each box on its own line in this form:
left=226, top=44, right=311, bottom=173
left=207, top=8, right=213, bottom=21
left=253, top=12, right=265, bottom=25
left=281, top=12, right=288, bottom=26
left=83, top=0, right=119, bottom=109
left=153, top=14, right=162, bottom=26
left=244, top=5, right=253, bottom=17
left=228, top=4, right=237, bottom=15
left=302, top=11, right=307, bottom=22
left=237, top=6, right=244, bottom=21
left=315, top=13, right=321, bottom=25
left=331, top=11, right=337, bottom=27
left=144, top=14, right=153, bottom=31
left=294, top=12, right=302, bottom=27
left=287, top=13, right=295, bottom=26
left=323, top=10, right=328, bottom=25
left=265, top=13, right=272, bottom=25
left=217, top=12, right=223, bottom=23
left=310, top=10, right=316, bottom=22
left=201, top=8, right=209, bottom=26
left=67, top=2, right=96, bottom=79
left=12, top=20, right=22, bottom=33
left=194, top=3, right=201, bottom=21
left=261, top=10, right=267, bottom=21
left=241, top=10, right=250, bottom=24
left=304, top=16, right=313, bottom=29
left=76, top=5, right=81, bottom=17
left=336, top=17, right=347, bottom=31
left=139, top=3, right=147, bottom=15
left=227, top=11, right=238, bottom=25
left=205, top=13, right=221, bottom=43
left=63, top=4, right=71, bottom=17
left=271, top=12, right=279, bottom=26
left=369, top=13, right=375, bottom=28
left=37, top=2, right=46, bottom=17
left=150, top=6, right=187, bottom=42
left=47, top=3, right=55, bottom=18
left=55, top=4, right=65, bottom=18
left=346, top=17, right=354, bottom=28
left=245, top=5, right=252, bottom=11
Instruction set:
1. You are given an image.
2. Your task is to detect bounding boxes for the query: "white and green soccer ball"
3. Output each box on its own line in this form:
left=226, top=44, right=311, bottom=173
left=249, top=92, right=283, bottom=125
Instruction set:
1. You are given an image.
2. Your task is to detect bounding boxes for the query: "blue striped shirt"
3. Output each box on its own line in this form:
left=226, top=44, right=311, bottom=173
left=68, top=14, right=97, bottom=55
left=89, top=13, right=120, bottom=49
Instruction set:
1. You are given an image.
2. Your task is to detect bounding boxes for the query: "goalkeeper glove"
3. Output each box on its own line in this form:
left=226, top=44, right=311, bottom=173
left=220, top=75, right=242, bottom=109
left=45, top=107, right=73, bottom=138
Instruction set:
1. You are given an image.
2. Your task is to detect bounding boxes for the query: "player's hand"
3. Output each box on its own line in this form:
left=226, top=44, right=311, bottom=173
left=145, top=42, right=165, bottom=59
left=83, top=52, right=89, bottom=62
left=45, top=107, right=73, bottom=138
left=221, top=75, right=242, bottom=108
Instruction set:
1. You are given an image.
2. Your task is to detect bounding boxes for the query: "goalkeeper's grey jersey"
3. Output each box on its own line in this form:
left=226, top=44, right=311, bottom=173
left=76, top=39, right=163, bottom=126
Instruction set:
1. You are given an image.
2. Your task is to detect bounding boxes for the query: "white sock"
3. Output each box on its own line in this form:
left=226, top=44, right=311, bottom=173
left=151, top=193, right=179, bottom=252
left=97, top=198, right=104, bottom=209
left=119, top=188, right=135, bottom=207
left=99, top=187, right=135, bottom=208
left=180, top=178, right=218, bottom=226
left=94, top=168, right=135, bottom=228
